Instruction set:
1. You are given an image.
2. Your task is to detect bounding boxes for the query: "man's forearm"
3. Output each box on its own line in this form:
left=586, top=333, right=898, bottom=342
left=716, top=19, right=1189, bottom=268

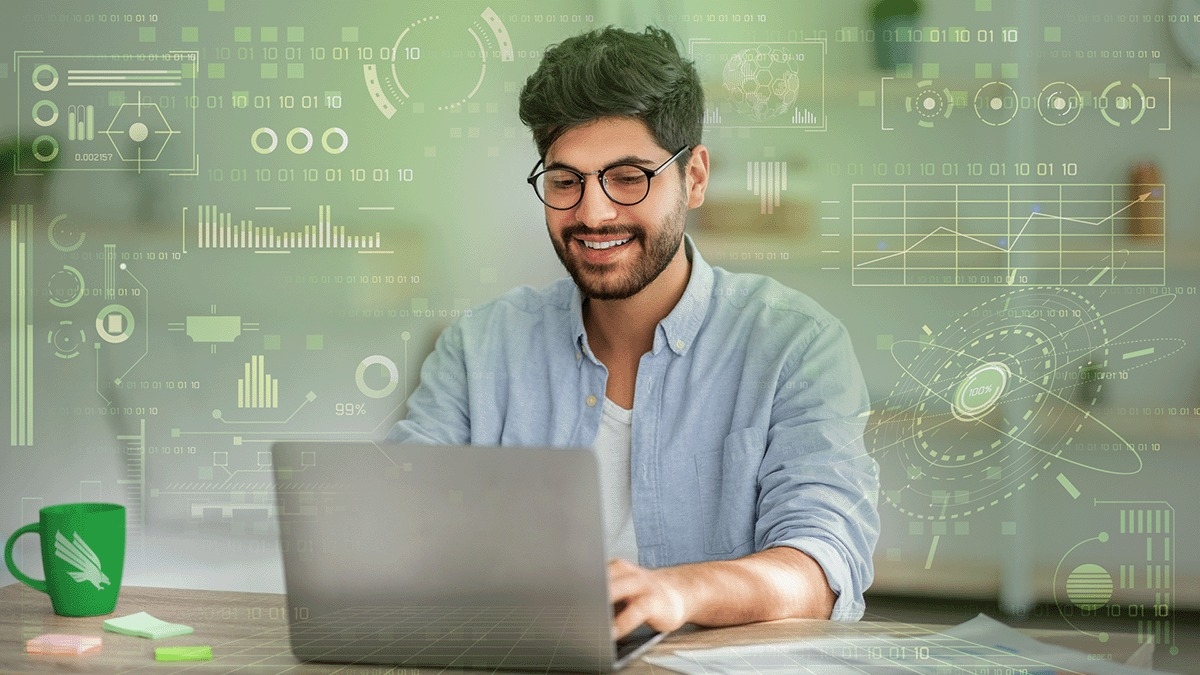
left=665, top=546, right=836, bottom=627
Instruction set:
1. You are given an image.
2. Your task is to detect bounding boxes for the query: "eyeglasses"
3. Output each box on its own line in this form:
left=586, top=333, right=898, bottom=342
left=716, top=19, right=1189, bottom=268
left=526, top=145, right=691, bottom=210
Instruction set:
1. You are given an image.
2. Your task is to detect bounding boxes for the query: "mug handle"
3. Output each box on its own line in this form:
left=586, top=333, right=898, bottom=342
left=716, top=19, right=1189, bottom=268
left=4, top=523, right=48, bottom=593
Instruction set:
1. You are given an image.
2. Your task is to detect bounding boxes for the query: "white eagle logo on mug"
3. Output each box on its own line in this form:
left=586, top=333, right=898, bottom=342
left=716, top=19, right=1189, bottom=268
left=54, top=531, right=110, bottom=590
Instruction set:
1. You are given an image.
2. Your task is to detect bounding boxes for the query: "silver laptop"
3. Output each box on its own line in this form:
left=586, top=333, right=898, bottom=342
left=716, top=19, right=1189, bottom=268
left=271, top=441, right=665, bottom=672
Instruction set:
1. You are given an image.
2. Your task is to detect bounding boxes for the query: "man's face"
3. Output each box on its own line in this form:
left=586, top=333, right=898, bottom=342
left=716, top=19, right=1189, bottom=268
left=541, top=118, right=702, bottom=301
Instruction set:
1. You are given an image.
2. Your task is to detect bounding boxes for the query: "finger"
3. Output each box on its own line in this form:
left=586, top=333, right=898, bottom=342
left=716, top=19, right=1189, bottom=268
left=607, top=569, right=648, bottom=605
left=612, top=593, right=654, bottom=640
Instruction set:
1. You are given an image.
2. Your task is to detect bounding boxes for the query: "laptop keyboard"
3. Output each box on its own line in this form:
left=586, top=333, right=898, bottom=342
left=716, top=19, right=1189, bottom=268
left=289, top=604, right=616, bottom=670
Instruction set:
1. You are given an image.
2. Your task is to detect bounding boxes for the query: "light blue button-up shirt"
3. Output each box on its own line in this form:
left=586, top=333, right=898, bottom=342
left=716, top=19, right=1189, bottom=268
left=388, top=236, right=880, bottom=620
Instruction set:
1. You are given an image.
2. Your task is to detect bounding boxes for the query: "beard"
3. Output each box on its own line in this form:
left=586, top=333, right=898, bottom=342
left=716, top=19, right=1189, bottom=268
left=549, top=195, right=688, bottom=301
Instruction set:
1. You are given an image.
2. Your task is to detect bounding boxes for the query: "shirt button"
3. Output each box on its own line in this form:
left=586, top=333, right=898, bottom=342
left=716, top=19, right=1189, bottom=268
left=674, top=339, right=685, bottom=350
left=585, top=395, right=597, bottom=407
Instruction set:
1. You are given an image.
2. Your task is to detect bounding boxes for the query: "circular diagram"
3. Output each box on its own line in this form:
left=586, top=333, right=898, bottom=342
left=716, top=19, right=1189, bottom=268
left=48, top=214, right=85, bottom=252
left=973, top=81, right=1018, bottom=126
left=364, top=8, right=514, bottom=117
left=1098, top=80, right=1149, bottom=127
left=1038, top=81, right=1083, bottom=126
left=96, top=304, right=135, bottom=344
left=356, top=355, right=399, bottom=399
left=906, top=80, right=954, bottom=128
left=48, top=265, right=86, bottom=307
left=868, top=287, right=1175, bottom=520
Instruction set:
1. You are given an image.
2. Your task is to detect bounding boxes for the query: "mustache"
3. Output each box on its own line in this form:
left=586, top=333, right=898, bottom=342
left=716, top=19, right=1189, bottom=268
left=559, top=224, right=642, bottom=240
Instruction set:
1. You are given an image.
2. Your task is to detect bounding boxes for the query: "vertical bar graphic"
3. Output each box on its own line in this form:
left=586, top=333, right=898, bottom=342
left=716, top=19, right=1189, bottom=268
left=116, top=418, right=146, bottom=540
left=104, top=244, right=116, bottom=299
left=11, top=206, right=34, bottom=445
left=237, top=355, right=279, bottom=409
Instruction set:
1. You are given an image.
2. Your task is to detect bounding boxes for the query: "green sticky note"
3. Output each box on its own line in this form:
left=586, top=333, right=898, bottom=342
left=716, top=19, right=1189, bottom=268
left=103, top=612, right=194, bottom=639
left=155, top=645, right=213, bottom=662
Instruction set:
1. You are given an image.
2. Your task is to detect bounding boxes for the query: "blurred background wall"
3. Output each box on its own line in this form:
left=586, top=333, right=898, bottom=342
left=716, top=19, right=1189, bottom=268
left=2, top=0, right=1196, bottom=656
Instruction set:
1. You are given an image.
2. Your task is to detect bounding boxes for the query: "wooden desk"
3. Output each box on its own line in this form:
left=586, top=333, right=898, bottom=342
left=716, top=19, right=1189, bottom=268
left=0, top=583, right=1149, bottom=673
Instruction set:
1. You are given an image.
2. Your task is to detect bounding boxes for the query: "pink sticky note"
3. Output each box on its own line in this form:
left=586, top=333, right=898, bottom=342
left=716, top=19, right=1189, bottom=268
left=25, top=633, right=103, bottom=655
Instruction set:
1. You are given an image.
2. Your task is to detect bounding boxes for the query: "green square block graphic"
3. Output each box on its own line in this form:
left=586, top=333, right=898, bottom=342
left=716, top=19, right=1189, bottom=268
left=261, top=26, right=278, bottom=43
left=263, top=335, right=281, bottom=350
left=234, top=26, right=251, bottom=42
left=182, top=27, right=199, bottom=42
left=306, top=334, right=324, bottom=350
left=894, top=63, right=913, bottom=79
left=207, top=63, right=225, bottom=79
left=876, top=334, right=893, bottom=350
left=342, top=26, right=359, bottom=42
left=208, top=0, right=224, bottom=10
left=287, top=26, right=304, bottom=42
left=1001, top=63, right=1019, bottom=78
left=139, top=27, right=156, bottom=42
left=1044, top=26, right=1062, bottom=42
left=287, top=63, right=304, bottom=79
left=975, top=0, right=992, bottom=10
left=1002, top=521, right=1017, bottom=535
left=109, top=91, right=126, bottom=106
left=260, top=63, right=278, bottom=79
left=975, top=63, right=993, bottom=79
left=921, top=63, right=939, bottom=79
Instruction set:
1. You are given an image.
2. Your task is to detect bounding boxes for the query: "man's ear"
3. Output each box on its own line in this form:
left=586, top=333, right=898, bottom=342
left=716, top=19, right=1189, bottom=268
left=685, top=144, right=710, bottom=209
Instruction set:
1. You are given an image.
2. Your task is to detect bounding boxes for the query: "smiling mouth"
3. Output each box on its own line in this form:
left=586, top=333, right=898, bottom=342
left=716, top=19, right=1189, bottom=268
left=579, top=237, right=632, bottom=250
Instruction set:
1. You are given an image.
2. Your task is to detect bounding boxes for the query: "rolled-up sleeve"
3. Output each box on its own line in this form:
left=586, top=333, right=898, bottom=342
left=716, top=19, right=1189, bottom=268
left=755, top=319, right=880, bottom=621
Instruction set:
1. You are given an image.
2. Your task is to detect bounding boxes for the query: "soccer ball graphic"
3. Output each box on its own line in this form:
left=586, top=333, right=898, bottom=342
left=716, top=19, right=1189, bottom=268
left=721, top=46, right=802, bottom=121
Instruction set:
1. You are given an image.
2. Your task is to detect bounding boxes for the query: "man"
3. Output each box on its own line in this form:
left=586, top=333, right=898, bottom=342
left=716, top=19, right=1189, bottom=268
left=388, top=26, right=879, bottom=639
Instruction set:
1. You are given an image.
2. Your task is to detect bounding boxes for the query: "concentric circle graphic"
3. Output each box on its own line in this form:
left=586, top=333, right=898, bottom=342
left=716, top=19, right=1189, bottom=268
left=869, top=287, right=1179, bottom=520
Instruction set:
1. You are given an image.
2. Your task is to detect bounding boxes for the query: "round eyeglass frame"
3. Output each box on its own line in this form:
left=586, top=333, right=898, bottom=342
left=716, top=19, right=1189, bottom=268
left=526, top=145, right=692, bottom=210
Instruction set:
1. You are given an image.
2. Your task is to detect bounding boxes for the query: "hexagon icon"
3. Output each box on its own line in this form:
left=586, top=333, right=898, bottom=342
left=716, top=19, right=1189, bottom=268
left=102, top=95, right=180, bottom=166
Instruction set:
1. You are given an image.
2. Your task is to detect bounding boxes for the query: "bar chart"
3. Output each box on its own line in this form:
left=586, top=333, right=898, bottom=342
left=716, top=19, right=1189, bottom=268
left=195, top=204, right=384, bottom=252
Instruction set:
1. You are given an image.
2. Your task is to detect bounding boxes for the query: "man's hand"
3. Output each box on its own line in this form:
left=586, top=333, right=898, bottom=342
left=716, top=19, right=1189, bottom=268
left=607, top=559, right=691, bottom=639
left=607, top=548, right=836, bottom=639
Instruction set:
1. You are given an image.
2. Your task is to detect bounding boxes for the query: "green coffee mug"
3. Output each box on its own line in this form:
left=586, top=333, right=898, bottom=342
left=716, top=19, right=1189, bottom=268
left=5, top=502, right=126, bottom=616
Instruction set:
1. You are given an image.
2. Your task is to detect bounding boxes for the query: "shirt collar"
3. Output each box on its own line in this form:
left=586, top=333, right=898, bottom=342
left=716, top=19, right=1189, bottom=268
left=570, top=233, right=713, bottom=360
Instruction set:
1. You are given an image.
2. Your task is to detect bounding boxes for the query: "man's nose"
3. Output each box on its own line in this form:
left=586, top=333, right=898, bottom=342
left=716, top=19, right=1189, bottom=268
left=573, top=175, right=618, bottom=227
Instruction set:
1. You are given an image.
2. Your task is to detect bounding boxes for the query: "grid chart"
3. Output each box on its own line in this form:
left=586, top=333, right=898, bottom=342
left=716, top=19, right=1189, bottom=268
left=852, top=183, right=1165, bottom=287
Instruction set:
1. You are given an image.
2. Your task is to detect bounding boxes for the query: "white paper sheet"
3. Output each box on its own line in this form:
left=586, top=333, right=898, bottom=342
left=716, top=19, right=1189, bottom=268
left=643, top=614, right=1159, bottom=674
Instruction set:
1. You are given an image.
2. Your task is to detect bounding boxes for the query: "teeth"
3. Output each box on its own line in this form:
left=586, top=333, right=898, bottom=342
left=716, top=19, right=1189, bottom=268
left=581, top=238, right=631, bottom=250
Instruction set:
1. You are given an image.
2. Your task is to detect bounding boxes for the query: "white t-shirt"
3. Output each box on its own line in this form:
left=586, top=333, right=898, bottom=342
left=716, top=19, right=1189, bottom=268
left=595, top=398, right=638, bottom=563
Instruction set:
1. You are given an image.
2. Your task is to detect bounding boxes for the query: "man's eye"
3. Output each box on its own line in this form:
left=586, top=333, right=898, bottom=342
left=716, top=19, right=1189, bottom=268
left=548, top=178, right=578, bottom=190
left=611, top=174, right=645, bottom=185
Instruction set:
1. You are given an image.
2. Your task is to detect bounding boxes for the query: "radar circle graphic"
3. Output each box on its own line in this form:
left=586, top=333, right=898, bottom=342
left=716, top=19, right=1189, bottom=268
left=973, top=81, right=1019, bottom=126
left=868, top=287, right=1157, bottom=520
left=721, top=46, right=802, bottom=121
left=364, top=7, right=514, bottom=118
left=905, top=80, right=954, bottom=128
left=1038, top=81, right=1083, bottom=126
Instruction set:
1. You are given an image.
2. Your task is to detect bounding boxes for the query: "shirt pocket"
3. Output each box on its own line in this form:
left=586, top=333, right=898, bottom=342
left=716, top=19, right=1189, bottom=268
left=694, top=426, right=765, bottom=557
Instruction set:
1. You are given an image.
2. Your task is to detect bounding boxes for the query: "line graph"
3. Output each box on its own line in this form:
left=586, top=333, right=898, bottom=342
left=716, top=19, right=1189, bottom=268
left=851, top=184, right=1165, bottom=287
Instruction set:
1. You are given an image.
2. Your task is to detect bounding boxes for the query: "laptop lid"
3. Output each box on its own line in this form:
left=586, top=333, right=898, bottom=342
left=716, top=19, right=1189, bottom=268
left=271, top=441, right=661, bottom=672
